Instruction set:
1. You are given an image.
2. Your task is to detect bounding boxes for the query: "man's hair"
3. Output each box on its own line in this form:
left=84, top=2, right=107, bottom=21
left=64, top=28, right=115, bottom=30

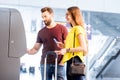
left=41, top=7, right=53, bottom=14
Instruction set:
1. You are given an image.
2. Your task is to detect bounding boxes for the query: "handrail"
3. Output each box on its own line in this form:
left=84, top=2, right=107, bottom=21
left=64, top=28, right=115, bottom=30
left=89, top=37, right=120, bottom=78
left=96, top=37, right=120, bottom=78
left=89, top=37, right=115, bottom=69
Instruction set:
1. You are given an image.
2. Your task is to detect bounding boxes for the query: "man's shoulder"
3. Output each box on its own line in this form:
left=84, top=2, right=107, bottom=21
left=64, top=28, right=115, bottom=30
left=56, top=23, right=66, bottom=28
left=38, top=27, right=46, bottom=32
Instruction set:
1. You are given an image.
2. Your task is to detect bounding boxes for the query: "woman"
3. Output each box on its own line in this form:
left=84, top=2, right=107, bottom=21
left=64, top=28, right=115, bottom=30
left=55, top=6, right=88, bottom=80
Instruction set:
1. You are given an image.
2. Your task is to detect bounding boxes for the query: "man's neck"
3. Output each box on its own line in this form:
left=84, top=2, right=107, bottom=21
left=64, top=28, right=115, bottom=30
left=47, top=21, right=57, bottom=29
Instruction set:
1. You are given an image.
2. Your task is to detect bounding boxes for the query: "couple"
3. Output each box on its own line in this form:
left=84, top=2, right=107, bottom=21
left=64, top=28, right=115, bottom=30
left=27, top=6, right=88, bottom=80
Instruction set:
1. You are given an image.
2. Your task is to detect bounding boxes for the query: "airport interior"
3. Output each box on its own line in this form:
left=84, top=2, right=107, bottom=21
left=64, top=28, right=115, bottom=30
left=0, top=0, right=120, bottom=80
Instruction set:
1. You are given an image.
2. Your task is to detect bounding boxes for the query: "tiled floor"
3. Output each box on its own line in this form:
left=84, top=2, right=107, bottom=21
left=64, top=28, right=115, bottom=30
left=20, top=70, right=41, bottom=80
left=20, top=65, right=67, bottom=80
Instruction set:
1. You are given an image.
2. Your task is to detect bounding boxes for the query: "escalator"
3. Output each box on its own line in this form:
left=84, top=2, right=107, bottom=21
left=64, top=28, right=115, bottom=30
left=89, top=37, right=120, bottom=80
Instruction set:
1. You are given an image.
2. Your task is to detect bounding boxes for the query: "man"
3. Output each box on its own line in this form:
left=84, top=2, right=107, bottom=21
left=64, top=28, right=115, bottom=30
left=27, top=7, right=68, bottom=80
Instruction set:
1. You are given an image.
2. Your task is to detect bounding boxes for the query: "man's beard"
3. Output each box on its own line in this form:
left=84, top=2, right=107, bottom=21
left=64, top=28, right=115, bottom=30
left=44, top=20, right=51, bottom=26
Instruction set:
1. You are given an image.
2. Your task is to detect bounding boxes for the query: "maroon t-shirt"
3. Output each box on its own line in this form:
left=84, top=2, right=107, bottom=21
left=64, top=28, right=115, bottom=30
left=36, top=24, right=68, bottom=64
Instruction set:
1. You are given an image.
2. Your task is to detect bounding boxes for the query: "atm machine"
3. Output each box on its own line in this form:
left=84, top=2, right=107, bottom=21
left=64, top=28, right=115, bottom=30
left=0, top=8, right=26, bottom=80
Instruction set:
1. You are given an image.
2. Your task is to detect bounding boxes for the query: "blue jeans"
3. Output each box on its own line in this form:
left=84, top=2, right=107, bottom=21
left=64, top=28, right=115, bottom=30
left=40, top=64, right=65, bottom=80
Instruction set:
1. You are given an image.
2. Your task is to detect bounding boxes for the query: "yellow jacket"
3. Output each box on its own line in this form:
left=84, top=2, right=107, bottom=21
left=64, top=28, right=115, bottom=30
left=61, top=25, right=86, bottom=63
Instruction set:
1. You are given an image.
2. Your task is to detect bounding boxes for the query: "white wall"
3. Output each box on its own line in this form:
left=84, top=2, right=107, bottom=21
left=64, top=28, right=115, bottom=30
left=0, top=0, right=120, bottom=13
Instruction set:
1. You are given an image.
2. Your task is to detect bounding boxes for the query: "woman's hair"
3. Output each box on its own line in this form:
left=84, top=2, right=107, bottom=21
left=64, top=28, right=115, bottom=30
left=41, top=7, right=53, bottom=14
left=67, top=6, right=84, bottom=28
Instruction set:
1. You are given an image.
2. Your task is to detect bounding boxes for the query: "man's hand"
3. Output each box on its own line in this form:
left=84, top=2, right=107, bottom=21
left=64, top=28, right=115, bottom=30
left=26, top=49, right=37, bottom=55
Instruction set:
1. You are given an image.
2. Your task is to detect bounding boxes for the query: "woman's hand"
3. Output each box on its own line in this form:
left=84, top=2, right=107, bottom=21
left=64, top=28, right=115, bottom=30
left=59, top=48, right=67, bottom=55
left=56, top=42, right=64, bottom=48
left=54, top=48, right=67, bottom=55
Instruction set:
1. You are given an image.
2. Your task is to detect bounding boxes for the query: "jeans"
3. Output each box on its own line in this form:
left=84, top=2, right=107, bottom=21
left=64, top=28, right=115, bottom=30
left=40, top=64, right=65, bottom=80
